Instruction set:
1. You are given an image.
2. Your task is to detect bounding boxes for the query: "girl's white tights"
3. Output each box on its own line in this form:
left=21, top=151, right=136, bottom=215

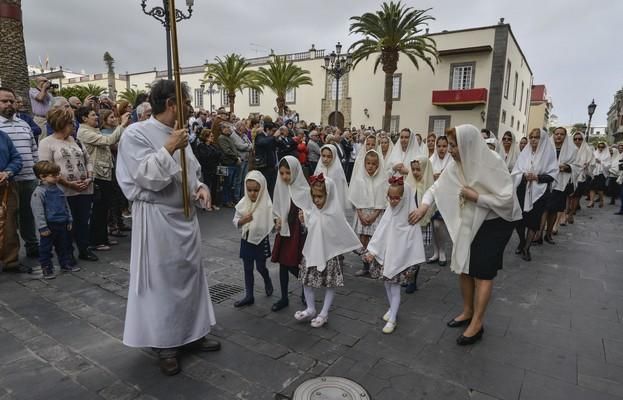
left=384, top=281, right=401, bottom=323
left=303, top=286, right=336, bottom=318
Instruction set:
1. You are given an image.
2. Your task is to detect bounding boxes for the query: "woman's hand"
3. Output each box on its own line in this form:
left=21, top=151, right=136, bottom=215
left=121, top=112, right=131, bottom=127
left=408, top=204, right=430, bottom=225
left=194, top=185, right=211, bottom=209
left=461, top=186, right=479, bottom=203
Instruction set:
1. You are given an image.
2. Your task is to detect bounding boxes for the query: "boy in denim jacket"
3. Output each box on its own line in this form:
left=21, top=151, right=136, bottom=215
left=31, top=160, right=80, bottom=279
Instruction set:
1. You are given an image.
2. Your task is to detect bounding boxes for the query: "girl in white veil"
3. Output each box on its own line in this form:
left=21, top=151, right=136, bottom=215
left=376, top=132, right=394, bottom=163
left=314, top=144, right=349, bottom=209
left=567, top=132, right=594, bottom=223
left=428, top=135, right=452, bottom=266
left=386, top=128, right=420, bottom=177
left=498, top=131, right=520, bottom=172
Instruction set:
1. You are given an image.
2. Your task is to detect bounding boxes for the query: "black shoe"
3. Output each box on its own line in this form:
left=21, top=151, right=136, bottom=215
left=456, top=327, right=484, bottom=346
left=233, top=296, right=254, bottom=307
left=61, top=265, right=81, bottom=273
left=521, top=249, right=532, bottom=262
left=78, top=249, right=98, bottom=261
left=438, top=260, right=448, bottom=267
left=447, top=318, right=472, bottom=328
left=514, top=245, right=523, bottom=255
left=271, top=298, right=289, bottom=312
left=544, top=235, right=555, bottom=245
left=26, top=250, right=39, bottom=259
left=265, top=280, right=274, bottom=297
left=159, top=357, right=181, bottom=376
left=615, top=211, right=623, bottom=215
left=405, top=282, right=417, bottom=294
left=532, top=237, right=543, bottom=245
left=18, top=264, right=33, bottom=274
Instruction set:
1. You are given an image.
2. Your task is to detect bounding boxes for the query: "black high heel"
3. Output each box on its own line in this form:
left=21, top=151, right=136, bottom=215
left=544, top=235, right=555, bottom=245
left=521, top=248, right=531, bottom=262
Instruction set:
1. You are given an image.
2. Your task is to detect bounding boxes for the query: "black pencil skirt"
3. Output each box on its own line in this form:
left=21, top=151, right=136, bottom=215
left=469, top=218, right=514, bottom=280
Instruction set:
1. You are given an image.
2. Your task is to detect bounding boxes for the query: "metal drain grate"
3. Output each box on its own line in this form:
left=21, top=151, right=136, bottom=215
left=209, top=283, right=244, bottom=304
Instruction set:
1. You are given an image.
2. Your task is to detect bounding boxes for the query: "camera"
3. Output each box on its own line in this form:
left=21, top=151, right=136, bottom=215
left=50, top=83, right=59, bottom=90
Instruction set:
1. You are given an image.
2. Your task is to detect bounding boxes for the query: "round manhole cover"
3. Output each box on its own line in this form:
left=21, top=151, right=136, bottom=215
left=293, top=376, right=369, bottom=400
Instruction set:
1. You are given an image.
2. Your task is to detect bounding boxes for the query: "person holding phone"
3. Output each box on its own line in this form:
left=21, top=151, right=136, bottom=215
left=29, top=77, right=54, bottom=137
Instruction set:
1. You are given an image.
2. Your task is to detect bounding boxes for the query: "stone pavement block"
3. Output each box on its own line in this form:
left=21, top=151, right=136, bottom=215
left=413, top=344, right=524, bottom=400
left=75, top=366, right=118, bottom=392
left=278, top=352, right=316, bottom=372
left=469, top=334, right=577, bottom=384
left=604, top=338, right=623, bottom=367
left=352, top=330, right=427, bottom=367
left=227, top=332, right=290, bottom=359
left=321, top=312, right=372, bottom=339
left=305, top=339, right=349, bottom=365
left=0, top=331, right=30, bottom=365
left=98, top=380, right=140, bottom=400
left=578, top=356, right=623, bottom=398
left=24, top=334, right=71, bottom=362
left=519, top=371, right=621, bottom=400
left=53, top=352, right=93, bottom=376
left=195, top=338, right=302, bottom=393
left=389, top=372, right=470, bottom=400
left=0, top=357, right=99, bottom=400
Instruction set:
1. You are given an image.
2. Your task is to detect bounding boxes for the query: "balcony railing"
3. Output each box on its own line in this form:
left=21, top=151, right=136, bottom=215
left=432, top=88, right=488, bottom=110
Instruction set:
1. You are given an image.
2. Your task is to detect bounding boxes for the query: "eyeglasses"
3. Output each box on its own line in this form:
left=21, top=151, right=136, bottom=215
left=528, top=136, right=539, bottom=140
left=573, top=138, right=583, bottom=142
left=502, top=137, right=512, bottom=141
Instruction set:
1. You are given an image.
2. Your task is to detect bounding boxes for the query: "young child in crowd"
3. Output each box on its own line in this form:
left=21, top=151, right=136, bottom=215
left=429, top=135, right=452, bottom=266
left=271, top=156, right=311, bottom=312
left=348, top=149, right=388, bottom=277
left=30, top=160, right=80, bottom=280
left=364, top=176, right=426, bottom=333
left=296, top=173, right=361, bottom=328
left=404, top=156, right=435, bottom=293
left=314, top=145, right=349, bottom=209
left=232, top=171, right=274, bottom=307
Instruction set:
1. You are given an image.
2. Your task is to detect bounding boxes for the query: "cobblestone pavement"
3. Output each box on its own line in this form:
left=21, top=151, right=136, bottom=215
left=1, top=203, right=622, bottom=400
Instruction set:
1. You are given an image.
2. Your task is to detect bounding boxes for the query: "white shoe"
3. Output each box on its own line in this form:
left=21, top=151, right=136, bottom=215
left=294, top=309, right=316, bottom=321
left=382, top=311, right=391, bottom=322
left=382, top=321, right=396, bottom=334
left=310, top=314, right=328, bottom=328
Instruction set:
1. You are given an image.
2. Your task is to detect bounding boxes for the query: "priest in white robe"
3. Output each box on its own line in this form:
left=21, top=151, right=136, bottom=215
left=116, top=80, right=219, bottom=376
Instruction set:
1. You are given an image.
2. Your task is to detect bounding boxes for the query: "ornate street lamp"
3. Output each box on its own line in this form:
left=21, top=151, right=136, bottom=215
left=586, top=99, right=597, bottom=141
left=322, top=42, right=352, bottom=127
left=202, top=74, right=220, bottom=112
left=141, top=0, right=194, bottom=80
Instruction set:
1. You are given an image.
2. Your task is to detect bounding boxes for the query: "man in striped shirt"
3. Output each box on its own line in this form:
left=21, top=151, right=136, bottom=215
left=0, top=87, right=39, bottom=260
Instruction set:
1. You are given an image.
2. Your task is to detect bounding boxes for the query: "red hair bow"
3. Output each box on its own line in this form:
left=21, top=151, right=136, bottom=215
left=309, top=173, right=326, bottom=184
left=388, top=175, right=404, bottom=185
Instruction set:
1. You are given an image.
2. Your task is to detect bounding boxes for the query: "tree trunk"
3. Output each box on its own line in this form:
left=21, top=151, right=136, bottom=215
left=107, top=68, right=116, bottom=101
left=382, top=71, right=394, bottom=132
left=228, top=91, right=235, bottom=114
left=381, top=51, right=398, bottom=133
left=276, top=95, right=286, bottom=116
left=0, top=0, right=31, bottom=111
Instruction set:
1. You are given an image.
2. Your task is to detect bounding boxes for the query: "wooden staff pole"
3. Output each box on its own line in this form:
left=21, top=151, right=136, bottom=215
left=166, top=0, right=191, bottom=218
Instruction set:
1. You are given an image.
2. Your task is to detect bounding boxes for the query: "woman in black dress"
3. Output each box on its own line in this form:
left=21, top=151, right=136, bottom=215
left=193, top=129, right=223, bottom=210
left=409, top=124, right=522, bottom=346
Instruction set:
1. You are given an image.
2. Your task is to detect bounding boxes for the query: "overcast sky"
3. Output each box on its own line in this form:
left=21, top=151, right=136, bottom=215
left=22, top=0, right=620, bottom=125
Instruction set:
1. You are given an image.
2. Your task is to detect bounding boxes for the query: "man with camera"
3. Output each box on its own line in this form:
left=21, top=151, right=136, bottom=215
left=28, top=77, right=55, bottom=136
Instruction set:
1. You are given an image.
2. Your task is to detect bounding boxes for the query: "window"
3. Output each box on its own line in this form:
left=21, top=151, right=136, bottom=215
left=525, top=88, right=530, bottom=116
left=285, top=88, right=296, bottom=104
left=450, top=63, right=475, bottom=90
left=330, top=78, right=342, bottom=100
left=392, top=74, right=402, bottom=100
left=501, top=110, right=507, bottom=123
left=510, top=115, right=514, bottom=127
left=221, top=89, right=230, bottom=106
left=504, top=60, right=511, bottom=99
left=428, top=115, right=451, bottom=137
left=517, top=120, right=520, bottom=131
left=194, top=88, right=204, bottom=109
left=519, top=81, right=524, bottom=111
left=249, top=88, right=260, bottom=106
left=522, top=123, right=525, bottom=133
left=389, top=116, right=400, bottom=134
left=513, top=72, right=518, bottom=105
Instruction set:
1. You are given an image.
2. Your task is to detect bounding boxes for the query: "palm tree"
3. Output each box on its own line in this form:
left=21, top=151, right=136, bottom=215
left=118, top=88, right=145, bottom=105
left=349, top=1, right=438, bottom=131
left=0, top=0, right=31, bottom=110
left=80, top=84, right=107, bottom=99
left=256, top=56, right=312, bottom=116
left=103, top=51, right=116, bottom=100
left=204, top=54, right=260, bottom=113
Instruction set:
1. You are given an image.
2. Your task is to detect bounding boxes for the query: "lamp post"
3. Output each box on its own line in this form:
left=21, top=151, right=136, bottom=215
left=322, top=42, right=352, bottom=127
left=202, top=75, right=220, bottom=112
left=586, top=99, right=597, bottom=142
left=141, top=0, right=194, bottom=80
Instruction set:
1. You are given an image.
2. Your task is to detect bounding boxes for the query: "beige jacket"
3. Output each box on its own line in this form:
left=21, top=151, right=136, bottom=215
left=77, top=124, right=124, bottom=181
